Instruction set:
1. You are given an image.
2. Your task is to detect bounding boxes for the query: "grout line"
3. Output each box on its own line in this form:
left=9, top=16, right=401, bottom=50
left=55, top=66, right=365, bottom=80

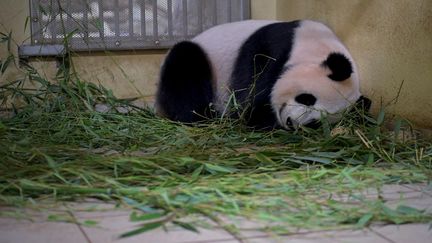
left=401, top=184, right=432, bottom=197
left=74, top=212, right=131, bottom=219
left=400, top=184, right=423, bottom=192
left=76, top=222, right=93, bottom=243
left=66, top=209, right=93, bottom=243
left=368, top=227, right=397, bottom=243
left=179, top=239, right=239, bottom=243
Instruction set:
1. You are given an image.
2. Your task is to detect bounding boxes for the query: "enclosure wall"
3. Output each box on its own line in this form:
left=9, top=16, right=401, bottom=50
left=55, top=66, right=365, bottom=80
left=1, top=0, right=431, bottom=128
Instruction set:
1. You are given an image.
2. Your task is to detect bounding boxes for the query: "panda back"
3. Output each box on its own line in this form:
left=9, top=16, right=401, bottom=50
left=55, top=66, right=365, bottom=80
left=192, top=20, right=278, bottom=111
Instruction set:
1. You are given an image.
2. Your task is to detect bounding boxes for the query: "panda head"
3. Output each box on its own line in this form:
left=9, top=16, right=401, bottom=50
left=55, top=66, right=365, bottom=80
left=271, top=52, right=367, bottom=129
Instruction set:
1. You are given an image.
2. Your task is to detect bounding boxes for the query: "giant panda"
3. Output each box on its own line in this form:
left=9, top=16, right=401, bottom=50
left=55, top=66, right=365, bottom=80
left=155, top=20, right=371, bottom=130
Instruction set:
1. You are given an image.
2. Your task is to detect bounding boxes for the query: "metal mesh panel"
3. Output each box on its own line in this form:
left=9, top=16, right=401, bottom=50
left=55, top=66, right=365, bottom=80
left=29, top=0, right=250, bottom=52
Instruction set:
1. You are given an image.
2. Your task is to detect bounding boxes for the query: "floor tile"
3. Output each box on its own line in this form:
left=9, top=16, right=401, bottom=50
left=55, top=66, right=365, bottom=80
left=1, top=184, right=431, bottom=243
left=385, top=195, right=432, bottom=213
left=219, top=215, right=272, bottom=238
left=370, top=223, right=432, bottom=243
left=75, top=212, right=236, bottom=243
left=65, top=203, right=131, bottom=219
left=0, top=218, right=88, bottom=243
left=332, top=183, right=430, bottom=205
left=379, top=184, right=429, bottom=201
left=401, top=184, right=432, bottom=196
left=244, top=228, right=388, bottom=243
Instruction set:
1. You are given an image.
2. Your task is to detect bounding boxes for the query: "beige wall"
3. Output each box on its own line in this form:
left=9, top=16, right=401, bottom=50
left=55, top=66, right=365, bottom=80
left=0, top=0, right=30, bottom=89
left=251, top=0, right=277, bottom=19
left=276, top=0, right=432, bottom=128
left=1, top=0, right=431, bottom=128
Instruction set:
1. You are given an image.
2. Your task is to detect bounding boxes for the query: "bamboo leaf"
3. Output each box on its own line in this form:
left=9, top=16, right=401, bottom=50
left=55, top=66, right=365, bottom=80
left=119, top=222, right=163, bottom=238
left=377, top=109, right=385, bottom=125
left=205, top=164, right=237, bottom=174
left=24, top=16, right=30, bottom=33
left=7, top=31, right=12, bottom=52
left=82, top=220, right=98, bottom=227
left=130, top=211, right=165, bottom=222
left=293, top=156, right=333, bottom=164
left=122, top=197, right=160, bottom=213
left=1, top=55, right=14, bottom=74
left=254, top=153, right=275, bottom=164
left=356, top=213, right=373, bottom=227
left=396, top=205, right=424, bottom=215
left=173, top=220, right=199, bottom=233
left=191, top=165, right=204, bottom=179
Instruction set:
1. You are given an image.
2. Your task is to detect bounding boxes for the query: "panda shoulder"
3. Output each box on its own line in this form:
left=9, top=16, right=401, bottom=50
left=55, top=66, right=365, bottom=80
left=296, top=20, right=342, bottom=40
left=192, top=20, right=279, bottom=46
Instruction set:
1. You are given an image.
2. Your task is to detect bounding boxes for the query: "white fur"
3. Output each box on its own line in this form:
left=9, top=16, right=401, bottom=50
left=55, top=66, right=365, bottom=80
left=192, top=20, right=277, bottom=111
left=192, top=20, right=361, bottom=129
left=271, top=20, right=361, bottom=129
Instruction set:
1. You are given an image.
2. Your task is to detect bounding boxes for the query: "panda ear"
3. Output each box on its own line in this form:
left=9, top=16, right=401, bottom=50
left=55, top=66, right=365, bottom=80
left=355, top=95, right=372, bottom=111
left=322, top=52, right=353, bottom=81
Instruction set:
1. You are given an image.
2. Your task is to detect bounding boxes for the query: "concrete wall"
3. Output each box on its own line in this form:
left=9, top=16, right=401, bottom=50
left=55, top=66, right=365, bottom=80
left=1, top=0, right=431, bottom=128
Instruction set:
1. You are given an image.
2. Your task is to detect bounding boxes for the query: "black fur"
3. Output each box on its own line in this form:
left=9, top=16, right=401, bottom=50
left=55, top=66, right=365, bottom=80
left=229, top=21, right=300, bottom=129
left=346, top=95, right=373, bottom=126
left=355, top=95, right=372, bottom=112
left=322, top=52, right=353, bottom=81
left=156, top=41, right=214, bottom=122
left=295, top=93, right=317, bottom=106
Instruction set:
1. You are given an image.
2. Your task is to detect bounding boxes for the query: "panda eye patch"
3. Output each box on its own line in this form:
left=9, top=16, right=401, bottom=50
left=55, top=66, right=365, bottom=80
left=295, top=93, right=317, bottom=106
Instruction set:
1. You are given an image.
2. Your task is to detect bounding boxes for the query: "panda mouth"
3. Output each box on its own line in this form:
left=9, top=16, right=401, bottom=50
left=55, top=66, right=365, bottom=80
left=304, top=119, right=321, bottom=129
left=285, top=117, right=294, bottom=130
left=283, top=117, right=321, bottom=130
left=278, top=103, right=323, bottom=130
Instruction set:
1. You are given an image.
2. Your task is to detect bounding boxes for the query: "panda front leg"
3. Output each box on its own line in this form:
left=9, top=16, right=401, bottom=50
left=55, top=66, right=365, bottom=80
left=155, top=41, right=214, bottom=123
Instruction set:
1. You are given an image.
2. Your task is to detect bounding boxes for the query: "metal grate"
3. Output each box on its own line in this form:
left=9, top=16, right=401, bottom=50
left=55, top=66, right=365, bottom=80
left=28, top=0, right=250, bottom=52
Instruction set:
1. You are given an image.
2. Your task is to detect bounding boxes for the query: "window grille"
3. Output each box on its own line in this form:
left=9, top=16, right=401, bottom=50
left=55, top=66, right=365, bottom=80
left=25, top=0, right=250, bottom=55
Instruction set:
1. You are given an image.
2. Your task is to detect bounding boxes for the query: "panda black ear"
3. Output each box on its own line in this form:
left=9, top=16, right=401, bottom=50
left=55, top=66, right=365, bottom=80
left=355, top=95, right=372, bottom=112
left=322, top=52, right=353, bottom=82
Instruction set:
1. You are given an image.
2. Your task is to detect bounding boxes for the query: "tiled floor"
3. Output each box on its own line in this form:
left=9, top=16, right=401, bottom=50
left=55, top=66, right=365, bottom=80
left=1, top=183, right=431, bottom=243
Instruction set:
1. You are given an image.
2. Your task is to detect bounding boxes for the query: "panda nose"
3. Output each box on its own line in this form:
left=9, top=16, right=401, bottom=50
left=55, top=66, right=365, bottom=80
left=286, top=117, right=293, bottom=128
left=295, top=93, right=317, bottom=106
